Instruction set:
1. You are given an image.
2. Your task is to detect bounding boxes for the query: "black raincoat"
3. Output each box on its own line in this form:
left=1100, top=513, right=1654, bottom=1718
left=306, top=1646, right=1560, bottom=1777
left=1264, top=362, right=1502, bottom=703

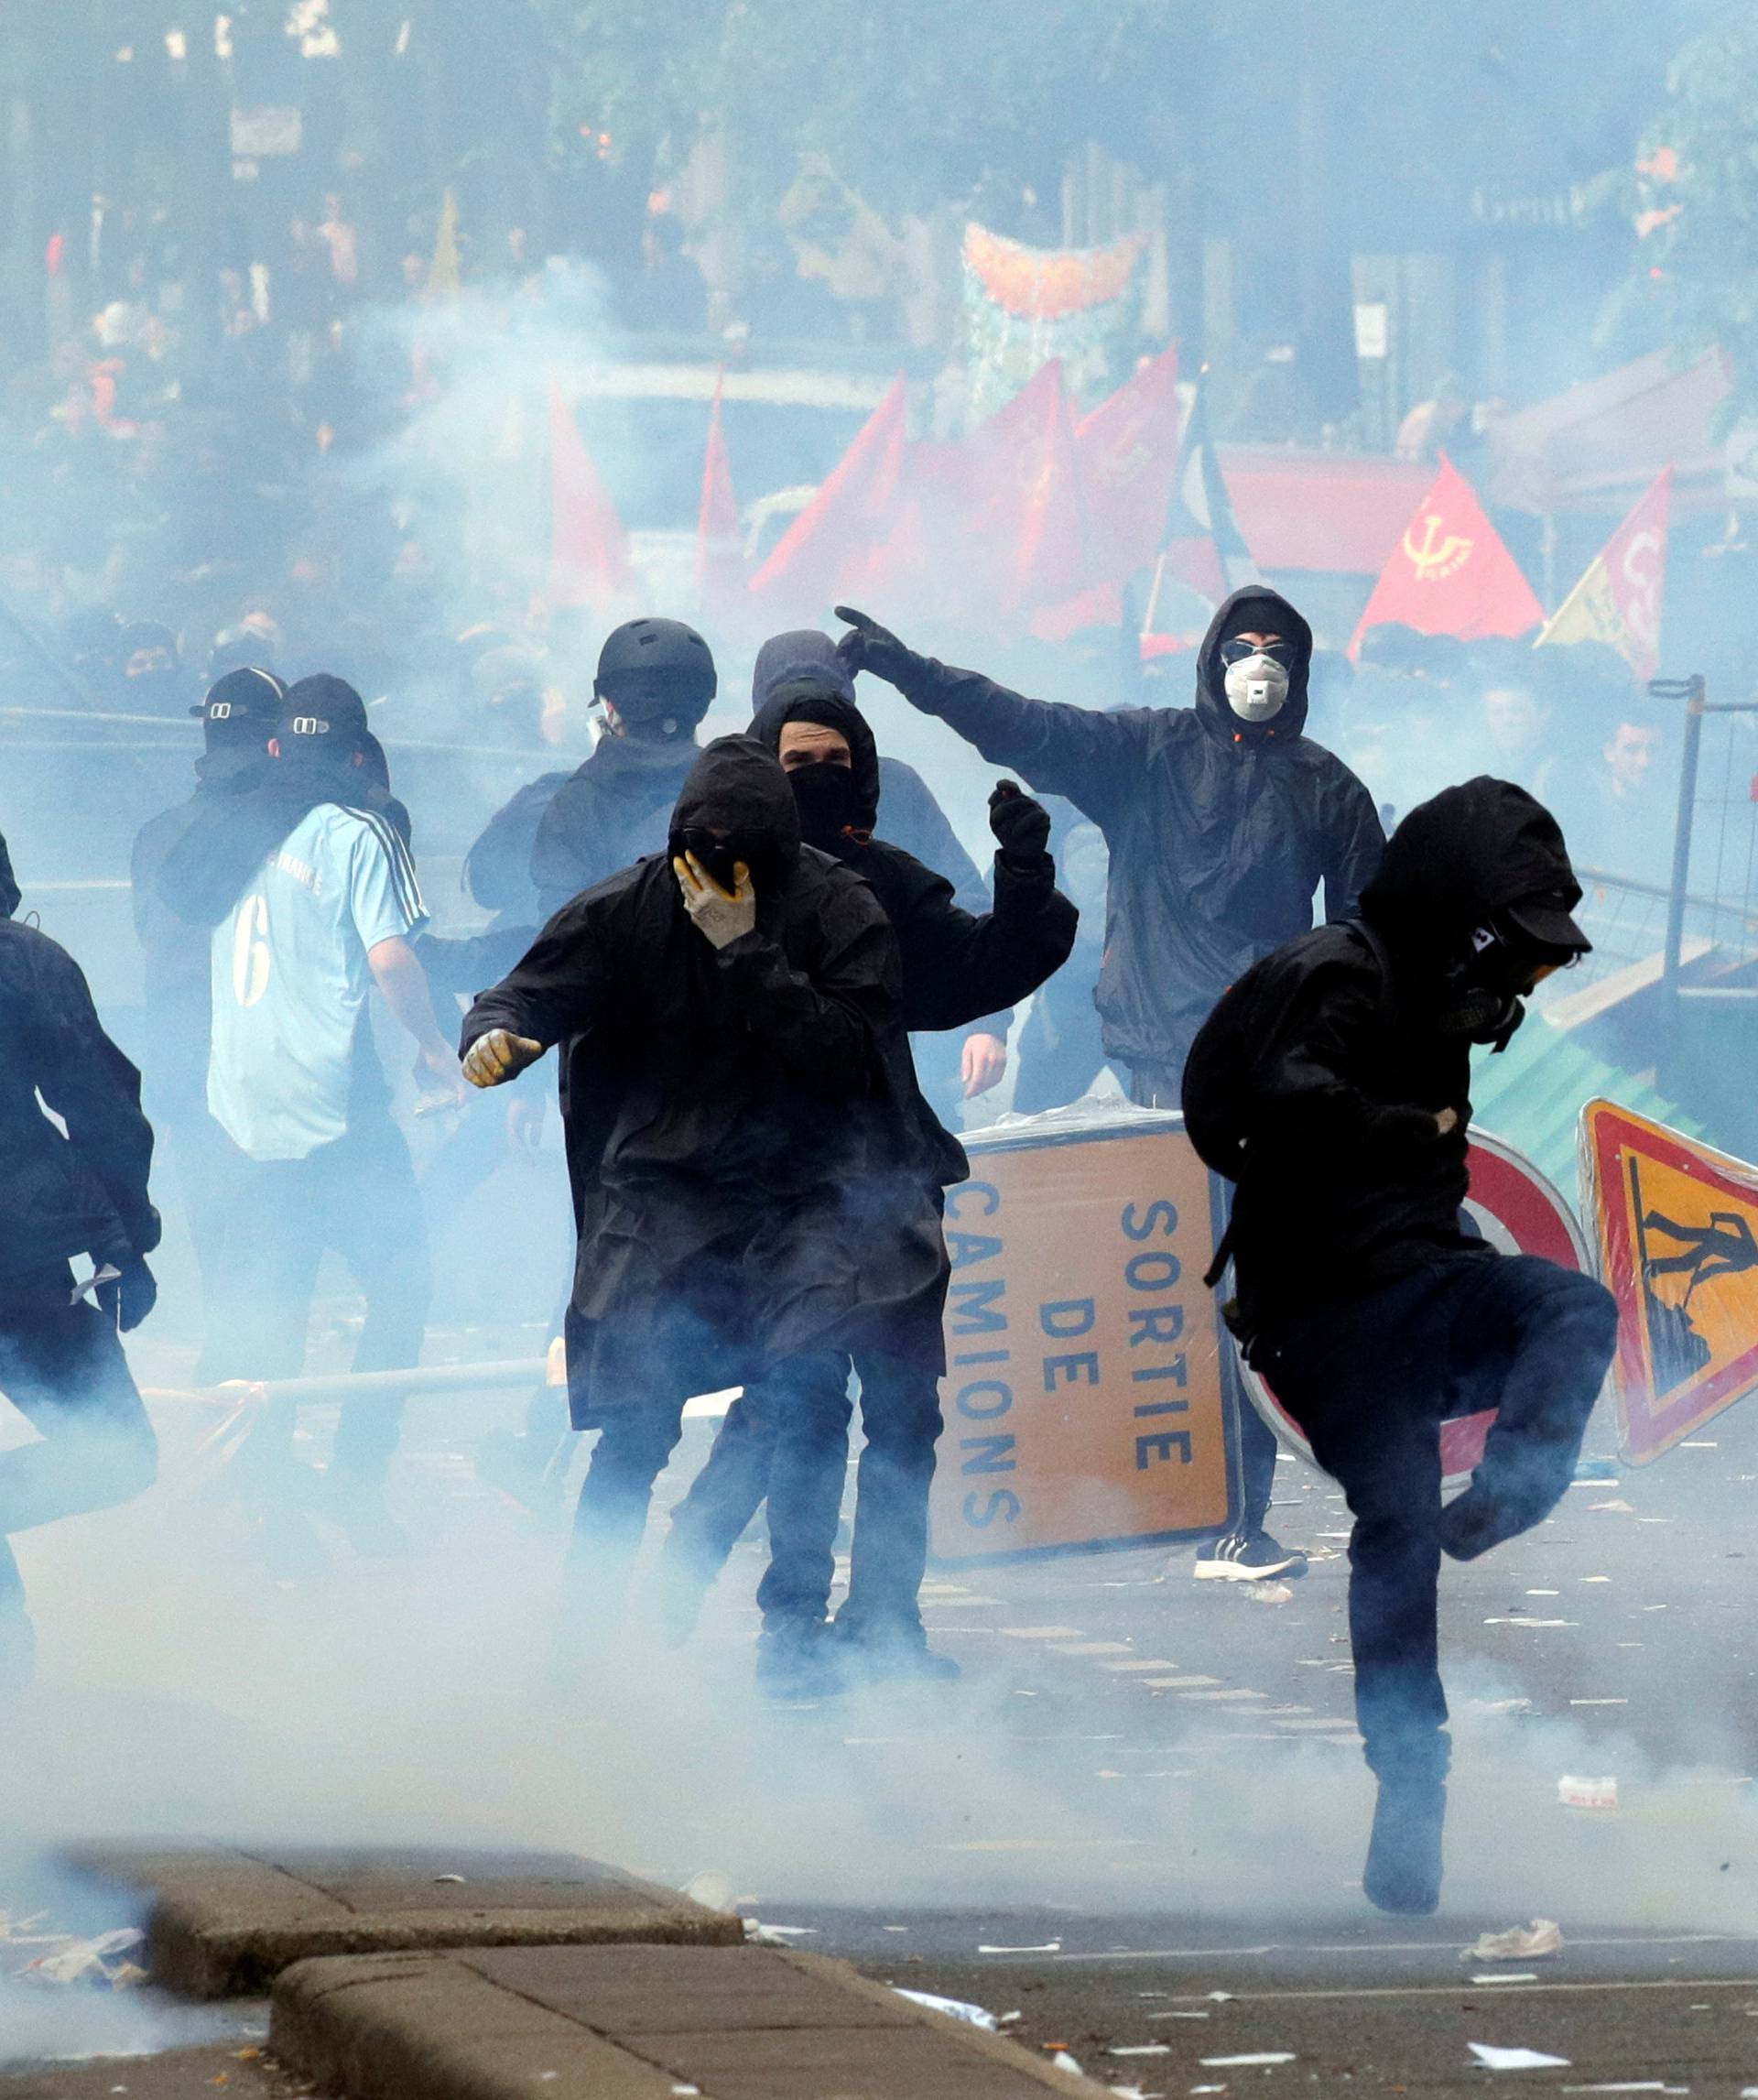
left=462, top=737, right=939, bottom=1426
left=1182, top=777, right=1581, bottom=1333
left=883, top=588, right=1384, bottom=1078
left=0, top=880, right=157, bottom=1289
left=750, top=677, right=1077, bottom=1186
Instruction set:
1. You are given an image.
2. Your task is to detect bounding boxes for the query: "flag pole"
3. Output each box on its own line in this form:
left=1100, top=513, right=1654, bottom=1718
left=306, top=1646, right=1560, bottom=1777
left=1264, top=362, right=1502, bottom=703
left=1142, top=550, right=1167, bottom=637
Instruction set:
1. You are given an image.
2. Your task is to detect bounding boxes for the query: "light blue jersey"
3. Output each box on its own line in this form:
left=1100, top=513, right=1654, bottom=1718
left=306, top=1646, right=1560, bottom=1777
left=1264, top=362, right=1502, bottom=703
left=209, top=802, right=427, bottom=1161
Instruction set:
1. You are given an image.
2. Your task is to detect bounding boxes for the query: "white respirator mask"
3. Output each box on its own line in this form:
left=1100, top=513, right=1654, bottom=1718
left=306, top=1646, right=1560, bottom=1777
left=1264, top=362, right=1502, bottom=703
left=1222, top=651, right=1291, bottom=724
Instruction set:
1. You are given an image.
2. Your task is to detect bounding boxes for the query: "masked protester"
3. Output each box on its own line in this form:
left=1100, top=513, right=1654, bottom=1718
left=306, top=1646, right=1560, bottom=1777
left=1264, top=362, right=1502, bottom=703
left=750, top=633, right=1017, bottom=1104
left=130, top=668, right=287, bottom=1376
left=1182, top=778, right=1618, bottom=1917
left=652, top=648, right=1078, bottom=1685
left=461, top=737, right=917, bottom=1691
left=836, top=592, right=1385, bottom=1585
left=0, top=833, right=159, bottom=1694
left=157, top=674, right=461, bottom=1561
left=528, top=618, right=719, bottom=919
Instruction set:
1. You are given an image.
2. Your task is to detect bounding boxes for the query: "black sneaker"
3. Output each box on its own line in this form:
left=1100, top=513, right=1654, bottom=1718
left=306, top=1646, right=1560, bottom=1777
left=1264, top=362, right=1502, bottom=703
left=1439, top=1479, right=1561, bottom=1562
left=1193, top=1531, right=1308, bottom=1583
left=756, top=1617, right=845, bottom=1700
left=834, top=1617, right=961, bottom=1683
left=1363, top=1775, right=1446, bottom=1915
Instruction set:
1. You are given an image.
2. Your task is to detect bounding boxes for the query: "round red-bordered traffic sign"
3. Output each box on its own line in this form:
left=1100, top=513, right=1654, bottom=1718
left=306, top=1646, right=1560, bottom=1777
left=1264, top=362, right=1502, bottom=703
left=1235, top=1126, right=1593, bottom=1487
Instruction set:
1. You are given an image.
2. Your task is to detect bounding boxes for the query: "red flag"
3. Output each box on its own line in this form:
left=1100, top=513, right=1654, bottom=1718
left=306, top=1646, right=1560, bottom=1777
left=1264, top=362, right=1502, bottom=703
left=1536, top=467, right=1672, bottom=680
left=874, top=362, right=1089, bottom=616
left=749, top=376, right=907, bottom=614
left=1075, top=346, right=1182, bottom=586
left=1349, top=454, right=1543, bottom=658
left=694, top=368, right=746, bottom=610
left=548, top=379, right=633, bottom=612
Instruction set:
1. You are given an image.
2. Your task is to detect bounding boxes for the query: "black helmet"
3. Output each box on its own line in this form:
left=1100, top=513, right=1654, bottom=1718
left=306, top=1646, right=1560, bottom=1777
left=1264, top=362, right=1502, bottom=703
left=594, top=617, right=716, bottom=734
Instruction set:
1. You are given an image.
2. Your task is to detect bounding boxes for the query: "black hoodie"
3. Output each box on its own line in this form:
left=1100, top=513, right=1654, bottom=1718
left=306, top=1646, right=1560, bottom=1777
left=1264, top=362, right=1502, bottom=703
left=875, top=588, right=1385, bottom=1076
left=750, top=658, right=1079, bottom=1185
left=462, top=737, right=943, bottom=1422
left=1181, top=776, right=1582, bottom=1332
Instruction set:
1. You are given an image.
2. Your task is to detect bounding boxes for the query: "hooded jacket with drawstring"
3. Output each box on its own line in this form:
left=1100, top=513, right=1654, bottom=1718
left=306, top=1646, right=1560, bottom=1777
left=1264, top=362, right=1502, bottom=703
left=864, top=589, right=1384, bottom=1080
left=462, top=736, right=942, bottom=1425
left=1181, top=776, right=1584, bottom=1334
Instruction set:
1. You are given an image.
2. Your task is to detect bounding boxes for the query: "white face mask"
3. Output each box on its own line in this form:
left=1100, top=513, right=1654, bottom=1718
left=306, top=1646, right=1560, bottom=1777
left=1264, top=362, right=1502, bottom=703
left=1223, top=653, right=1290, bottom=723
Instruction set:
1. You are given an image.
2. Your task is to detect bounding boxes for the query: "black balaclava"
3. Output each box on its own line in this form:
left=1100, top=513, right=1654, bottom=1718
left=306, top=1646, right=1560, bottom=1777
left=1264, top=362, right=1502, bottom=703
left=1361, top=775, right=1589, bottom=1044
left=667, top=734, right=801, bottom=897
left=749, top=630, right=882, bottom=854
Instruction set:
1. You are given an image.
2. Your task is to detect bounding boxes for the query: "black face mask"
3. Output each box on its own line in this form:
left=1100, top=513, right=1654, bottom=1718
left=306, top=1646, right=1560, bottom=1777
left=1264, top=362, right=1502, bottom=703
left=787, top=762, right=859, bottom=850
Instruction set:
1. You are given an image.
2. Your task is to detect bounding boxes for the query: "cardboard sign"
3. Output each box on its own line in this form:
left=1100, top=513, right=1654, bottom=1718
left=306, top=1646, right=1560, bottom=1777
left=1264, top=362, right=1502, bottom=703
left=1239, top=1126, right=1592, bottom=1485
left=1580, top=1098, right=1758, bottom=1464
left=928, top=1114, right=1232, bottom=1564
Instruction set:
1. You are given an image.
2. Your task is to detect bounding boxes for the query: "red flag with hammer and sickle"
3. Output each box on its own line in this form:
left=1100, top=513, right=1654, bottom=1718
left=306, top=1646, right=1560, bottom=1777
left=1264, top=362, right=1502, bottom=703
left=1348, top=454, right=1543, bottom=658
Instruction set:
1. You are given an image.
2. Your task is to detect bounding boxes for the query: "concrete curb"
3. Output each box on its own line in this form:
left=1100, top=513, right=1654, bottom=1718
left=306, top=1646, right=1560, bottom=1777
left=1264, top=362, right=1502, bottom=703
left=270, top=1942, right=1104, bottom=2099
left=67, top=1844, right=742, bottom=1999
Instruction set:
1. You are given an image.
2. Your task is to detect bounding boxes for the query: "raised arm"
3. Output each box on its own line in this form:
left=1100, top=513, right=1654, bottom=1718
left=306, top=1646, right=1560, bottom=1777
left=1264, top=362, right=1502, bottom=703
left=894, top=784, right=1079, bottom=1034
left=836, top=607, right=1151, bottom=824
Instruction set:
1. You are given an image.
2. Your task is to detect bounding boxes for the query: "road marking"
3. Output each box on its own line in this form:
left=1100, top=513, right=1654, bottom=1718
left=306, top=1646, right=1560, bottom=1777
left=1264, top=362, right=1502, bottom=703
left=1101, top=1659, right=1183, bottom=1673
left=1049, top=1639, right=1135, bottom=1656
left=1272, top=1716, right=1357, bottom=1730
left=1179, top=1688, right=1266, bottom=1703
left=1050, top=1931, right=1757, bottom=1965
left=1139, top=1675, right=1221, bottom=1689
left=999, top=1626, right=1087, bottom=1640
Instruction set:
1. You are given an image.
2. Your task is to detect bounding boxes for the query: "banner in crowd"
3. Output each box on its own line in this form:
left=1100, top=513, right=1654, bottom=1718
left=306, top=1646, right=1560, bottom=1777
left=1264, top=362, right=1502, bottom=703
left=694, top=367, right=747, bottom=613
left=1349, top=453, right=1545, bottom=658
left=962, top=222, right=1146, bottom=421
left=548, top=380, right=633, bottom=614
left=1536, top=467, right=1673, bottom=680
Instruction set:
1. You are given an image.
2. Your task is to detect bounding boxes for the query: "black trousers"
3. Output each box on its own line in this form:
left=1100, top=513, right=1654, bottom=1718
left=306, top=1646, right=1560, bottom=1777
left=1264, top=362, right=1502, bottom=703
left=661, top=1351, right=944, bottom=1635
left=207, top=1115, right=431, bottom=1488
left=570, top=1347, right=854, bottom=1627
left=0, top=1269, right=157, bottom=1611
left=1255, top=1252, right=1618, bottom=1782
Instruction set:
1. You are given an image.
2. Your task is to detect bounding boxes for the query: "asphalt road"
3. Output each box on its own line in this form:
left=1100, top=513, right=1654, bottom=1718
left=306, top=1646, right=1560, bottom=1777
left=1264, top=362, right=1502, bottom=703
left=2, top=1330, right=1754, bottom=2095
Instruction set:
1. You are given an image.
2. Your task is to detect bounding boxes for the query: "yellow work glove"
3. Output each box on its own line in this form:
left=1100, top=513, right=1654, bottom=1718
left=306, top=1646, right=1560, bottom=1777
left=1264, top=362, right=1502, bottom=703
left=462, top=1028, right=545, bottom=1089
left=674, top=851, right=756, bottom=950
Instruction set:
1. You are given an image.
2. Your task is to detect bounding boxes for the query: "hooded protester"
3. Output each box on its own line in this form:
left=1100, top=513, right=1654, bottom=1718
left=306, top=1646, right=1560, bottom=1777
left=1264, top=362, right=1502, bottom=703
left=748, top=630, right=1015, bottom=1103
left=157, top=674, right=460, bottom=1561
left=836, top=590, right=1385, bottom=1583
left=461, top=736, right=917, bottom=1687
left=0, top=832, right=159, bottom=1692
left=130, top=667, right=288, bottom=1376
left=653, top=644, right=1079, bottom=1683
left=1182, top=778, right=1617, bottom=1916
left=528, top=617, right=719, bottom=919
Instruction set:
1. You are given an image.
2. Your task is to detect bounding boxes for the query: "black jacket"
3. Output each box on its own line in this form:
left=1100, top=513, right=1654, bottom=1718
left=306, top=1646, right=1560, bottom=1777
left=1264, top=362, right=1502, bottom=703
left=529, top=734, right=700, bottom=921
left=749, top=674, right=1079, bottom=1186
left=884, top=588, right=1384, bottom=1077
left=1182, top=777, right=1579, bottom=1333
left=0, top=916, right=158, bottom=1287
left=463, top=737, right=939, bottom=1423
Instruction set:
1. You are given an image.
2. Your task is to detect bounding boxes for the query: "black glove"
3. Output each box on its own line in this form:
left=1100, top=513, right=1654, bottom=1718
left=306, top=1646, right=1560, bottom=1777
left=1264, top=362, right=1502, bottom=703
left=94, top=1258, right=157, bottom=1333
left=834, top=604, right=917, bottom=686
left=987, top=779, right=1052, bottom=865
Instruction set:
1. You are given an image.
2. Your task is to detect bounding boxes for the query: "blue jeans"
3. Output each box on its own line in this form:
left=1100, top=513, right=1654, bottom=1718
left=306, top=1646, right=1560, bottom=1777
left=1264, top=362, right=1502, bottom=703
left=1255, top=1253, right=1617, bottom=1783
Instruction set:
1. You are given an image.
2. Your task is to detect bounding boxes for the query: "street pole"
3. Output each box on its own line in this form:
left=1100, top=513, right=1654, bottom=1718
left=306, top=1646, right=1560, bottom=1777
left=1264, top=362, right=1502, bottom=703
left=1655, top=672, right=1705, bottom=1080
